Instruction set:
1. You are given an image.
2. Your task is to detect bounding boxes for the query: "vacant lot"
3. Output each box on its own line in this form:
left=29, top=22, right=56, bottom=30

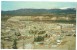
left=1, top=16, right=76, bottom=50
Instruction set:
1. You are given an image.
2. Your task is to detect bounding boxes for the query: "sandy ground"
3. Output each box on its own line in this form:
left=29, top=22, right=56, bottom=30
left=16, top=36, right=75, bottom=50
left=1, top=16, right=76, bottom=49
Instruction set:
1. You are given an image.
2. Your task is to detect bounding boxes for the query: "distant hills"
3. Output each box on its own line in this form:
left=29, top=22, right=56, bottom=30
left=1, top=8, right=76, bottom=16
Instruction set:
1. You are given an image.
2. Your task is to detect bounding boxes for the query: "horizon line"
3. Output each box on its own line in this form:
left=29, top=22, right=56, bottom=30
left=1, top=7, right=76, bottom=11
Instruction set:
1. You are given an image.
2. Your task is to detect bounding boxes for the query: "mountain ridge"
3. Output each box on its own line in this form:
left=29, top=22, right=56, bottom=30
left=1, top=8, right=76, bottom=16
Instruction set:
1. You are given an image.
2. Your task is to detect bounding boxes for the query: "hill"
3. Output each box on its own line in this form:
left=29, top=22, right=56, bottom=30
left=1, top=8, right=76, bottom=16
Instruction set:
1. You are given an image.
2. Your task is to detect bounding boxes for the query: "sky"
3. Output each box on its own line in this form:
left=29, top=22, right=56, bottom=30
left=1, top=1, right=77, bottom=11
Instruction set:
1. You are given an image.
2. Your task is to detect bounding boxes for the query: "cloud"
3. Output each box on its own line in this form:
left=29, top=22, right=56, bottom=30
left=59, top=7, right=71, bottom=9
